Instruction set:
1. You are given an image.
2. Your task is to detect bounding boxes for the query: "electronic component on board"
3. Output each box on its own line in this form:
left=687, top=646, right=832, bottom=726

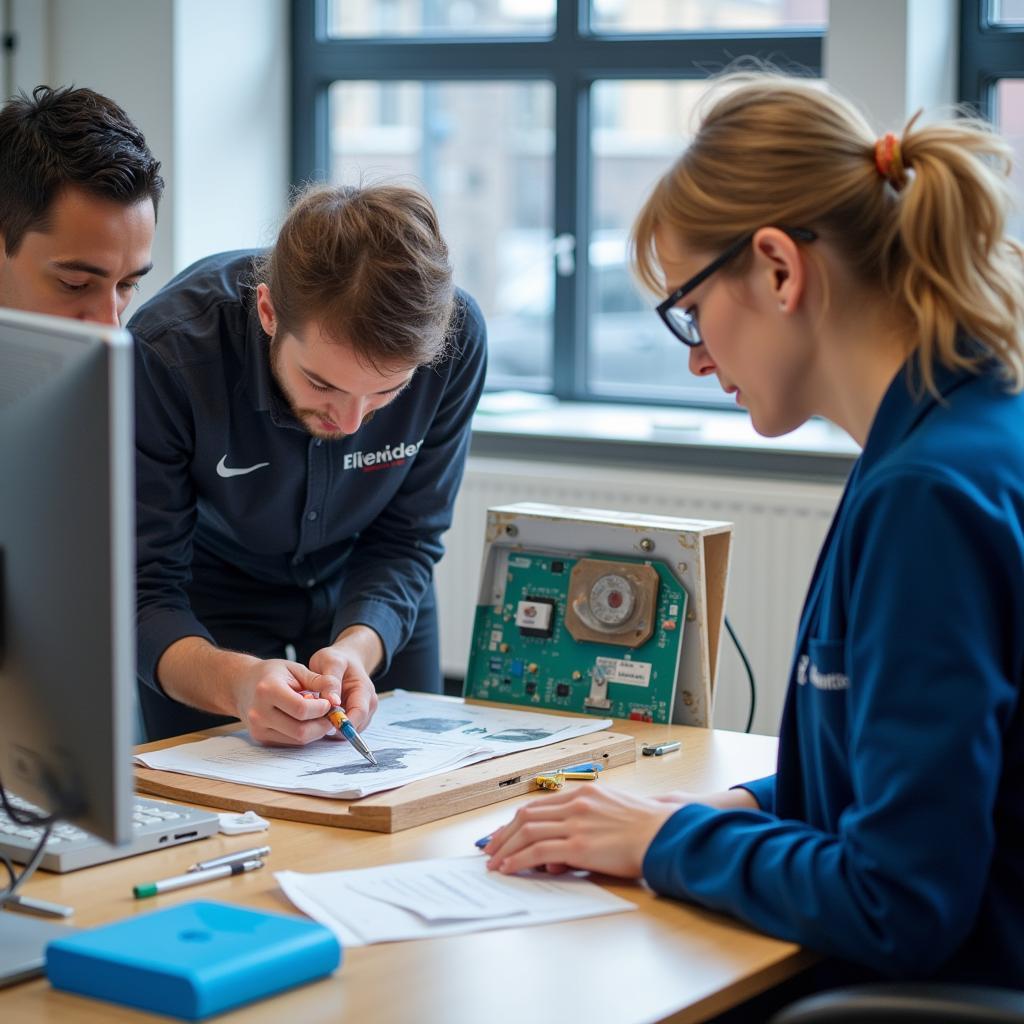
left=515, top=597, right=556, bottom=638
left=564, top=560, right=660, bottom=649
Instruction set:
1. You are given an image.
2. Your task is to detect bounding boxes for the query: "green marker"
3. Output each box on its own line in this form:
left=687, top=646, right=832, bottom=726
left=133, top=858, right=264, bottom=899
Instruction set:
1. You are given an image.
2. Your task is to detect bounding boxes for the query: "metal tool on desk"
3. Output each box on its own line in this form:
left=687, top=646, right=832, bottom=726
left=642, top=740, right=681, bottom=756
left=188, top=845, right=271, bottom=873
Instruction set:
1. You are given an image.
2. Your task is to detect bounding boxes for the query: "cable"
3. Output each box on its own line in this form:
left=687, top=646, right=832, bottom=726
left=725, top=615, right=757, bottom=733
left=0, top=776, right=63, bottom=906
left=0, top=852, right=16, bottom=890
left=0, top=775, right=61, bottom=827
left=0, top=812, right=53, bottom=907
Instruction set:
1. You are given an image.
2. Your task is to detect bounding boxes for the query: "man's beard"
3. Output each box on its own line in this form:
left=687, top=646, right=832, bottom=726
left=269, top=334, right=375, bottom=440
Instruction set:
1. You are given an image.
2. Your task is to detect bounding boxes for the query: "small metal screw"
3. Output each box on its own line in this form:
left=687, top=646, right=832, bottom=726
left=639, top=538, right=654, bottom=552
left=505, top=524, right=519, bottom=537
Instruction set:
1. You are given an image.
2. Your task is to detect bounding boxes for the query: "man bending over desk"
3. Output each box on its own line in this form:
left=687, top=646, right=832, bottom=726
left=130, top=184, right=487, bottom=745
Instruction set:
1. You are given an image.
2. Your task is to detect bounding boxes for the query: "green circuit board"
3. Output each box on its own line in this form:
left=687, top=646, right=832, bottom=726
left=464, top=551, right=687, bottom=723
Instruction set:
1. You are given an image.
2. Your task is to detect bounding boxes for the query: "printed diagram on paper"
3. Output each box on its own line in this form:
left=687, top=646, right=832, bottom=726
left=135, top=690, right=612, bottom=798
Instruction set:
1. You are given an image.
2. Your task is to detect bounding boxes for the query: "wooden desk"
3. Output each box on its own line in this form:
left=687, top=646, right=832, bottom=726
left=1, top=722, right=811, bottom=1024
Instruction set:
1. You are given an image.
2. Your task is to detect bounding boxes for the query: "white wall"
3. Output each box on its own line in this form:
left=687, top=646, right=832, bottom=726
left=173, top=0, right=289, bottom=272
left=3, top=1, right=48, bottom=107
left=46, top=0, right=177, bottom=307
left=825, top=0, right=959, bottom=130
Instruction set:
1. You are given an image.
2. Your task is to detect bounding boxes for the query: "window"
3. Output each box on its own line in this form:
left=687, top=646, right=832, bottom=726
left=960, top=0, right=1024, bottom=237
left=292, top=1, right=826, bottom=404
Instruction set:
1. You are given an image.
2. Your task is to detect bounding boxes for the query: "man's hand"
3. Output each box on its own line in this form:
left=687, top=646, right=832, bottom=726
left=308, top=625, right=382, bottom=732
left=234, top=658, right=341, bottom=746
left=483, top=785, right=678, bottom=879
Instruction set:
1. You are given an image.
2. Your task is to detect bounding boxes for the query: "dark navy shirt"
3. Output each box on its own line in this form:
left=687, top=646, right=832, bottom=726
left=129, top=251, right=486, bottom=699
left=643, top=357, right=1024, bottom=984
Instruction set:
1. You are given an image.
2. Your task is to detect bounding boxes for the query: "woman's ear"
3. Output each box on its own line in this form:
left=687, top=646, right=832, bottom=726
left=752, top=227, right=807, bottom=314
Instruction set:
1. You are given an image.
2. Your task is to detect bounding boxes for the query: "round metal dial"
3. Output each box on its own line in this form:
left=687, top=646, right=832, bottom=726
left=588, top=573, right=635, bottom=627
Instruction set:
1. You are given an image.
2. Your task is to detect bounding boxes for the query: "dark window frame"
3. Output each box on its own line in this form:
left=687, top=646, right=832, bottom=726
left=959, top=0, right=1024, bottom=116
left=291, top=0, right=823, bottom=404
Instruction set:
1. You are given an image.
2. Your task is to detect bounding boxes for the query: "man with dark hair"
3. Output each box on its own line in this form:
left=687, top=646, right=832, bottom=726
left=0, top=85, right=163, bottom=323
left=130, top=183, right=487, bottom=744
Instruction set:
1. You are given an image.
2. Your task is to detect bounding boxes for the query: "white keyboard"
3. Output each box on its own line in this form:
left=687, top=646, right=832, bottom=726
left=0, top=793, right=220, bottom=873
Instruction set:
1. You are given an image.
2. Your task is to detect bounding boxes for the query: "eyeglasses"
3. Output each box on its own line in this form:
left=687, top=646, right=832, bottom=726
left=655, top=227, right=817, bottom=347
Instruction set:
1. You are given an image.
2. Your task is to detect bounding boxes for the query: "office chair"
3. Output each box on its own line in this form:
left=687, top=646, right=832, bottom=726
left=770, top=984, right=1024, bottom=1023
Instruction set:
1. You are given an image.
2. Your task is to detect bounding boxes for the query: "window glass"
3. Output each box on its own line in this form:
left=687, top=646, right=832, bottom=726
left=588, top=80, right=723, bottom=400
left=989, top=0, right=1024, bottom=24
left=590, top=0, right=827, bottom=34
left=995, top=79, right=1024, bottom=237
left=330, top=80, right=555, bottom=388
left=327, top=0, right=555, bottom=37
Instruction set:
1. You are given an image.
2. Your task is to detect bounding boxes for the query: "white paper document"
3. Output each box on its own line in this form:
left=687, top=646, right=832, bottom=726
left=346, top=867, right=527, bottom=922
left=276, top=855, right=635, bottom=945
left=134, top=690, right=612, bottom=798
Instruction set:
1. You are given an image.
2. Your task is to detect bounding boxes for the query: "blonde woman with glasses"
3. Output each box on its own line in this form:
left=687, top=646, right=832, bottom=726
left=485, top=73, right=1024, bottom=991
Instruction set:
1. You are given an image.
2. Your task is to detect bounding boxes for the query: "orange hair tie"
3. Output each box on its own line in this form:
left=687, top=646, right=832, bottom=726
left=874, top=132, right=906, bottom=190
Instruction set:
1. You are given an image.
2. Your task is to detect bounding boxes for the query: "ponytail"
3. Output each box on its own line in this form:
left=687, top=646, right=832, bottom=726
left=632, top=72, right=1024, bottom=393
left=895, top=114, right=1024, bottom=391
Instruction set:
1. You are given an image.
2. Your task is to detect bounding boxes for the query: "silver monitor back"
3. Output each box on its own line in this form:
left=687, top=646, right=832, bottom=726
left=0, top=308, right=135, bottom=845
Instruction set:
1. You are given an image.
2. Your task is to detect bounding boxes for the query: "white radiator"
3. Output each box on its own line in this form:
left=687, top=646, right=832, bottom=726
left=435, top=455, right=844, bottom=735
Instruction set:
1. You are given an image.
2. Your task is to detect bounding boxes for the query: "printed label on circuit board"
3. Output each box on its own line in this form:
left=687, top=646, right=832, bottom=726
left=594, top=656, right=652, bottom=687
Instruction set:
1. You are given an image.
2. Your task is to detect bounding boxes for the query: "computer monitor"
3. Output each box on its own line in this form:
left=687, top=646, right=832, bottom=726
left=0, top=307, right=135, bottom=845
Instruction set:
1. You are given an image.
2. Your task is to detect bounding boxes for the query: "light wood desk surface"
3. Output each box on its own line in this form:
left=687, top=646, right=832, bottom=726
left=2, top=720, right=811, bottom=1024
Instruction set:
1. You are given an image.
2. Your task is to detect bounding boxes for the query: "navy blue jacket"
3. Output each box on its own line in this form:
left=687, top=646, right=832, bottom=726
left=130, top=251, right=486, bottom=699
left=644, top=358, right=1024, bottom=983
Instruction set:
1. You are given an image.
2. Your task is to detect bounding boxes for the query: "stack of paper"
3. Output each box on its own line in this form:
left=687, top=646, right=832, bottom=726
left=135, top=691, right=612, bottom=799
left=276, top=855, right=636, bottom=945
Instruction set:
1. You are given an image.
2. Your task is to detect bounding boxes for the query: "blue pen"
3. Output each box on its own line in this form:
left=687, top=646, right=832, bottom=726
left=474, top=834, right=493, bottom=849
left=300, top=691, right=378, bottom=768
left=325, top=706, right=378, bottom=768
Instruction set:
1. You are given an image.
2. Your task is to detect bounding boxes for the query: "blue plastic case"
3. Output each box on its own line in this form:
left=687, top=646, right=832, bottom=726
left=45, top=901, right=341, bottom=1020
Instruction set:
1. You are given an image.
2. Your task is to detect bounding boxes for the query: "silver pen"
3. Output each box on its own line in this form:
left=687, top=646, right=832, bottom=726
left=133, top=858, right=264, bottom=899
left=641, top=740, right=682, bottom=756
left=187, top=845, right=271, bottom=873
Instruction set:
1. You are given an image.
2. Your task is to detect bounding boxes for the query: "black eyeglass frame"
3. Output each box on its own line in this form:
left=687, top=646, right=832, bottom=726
left=655, top=226, right=818, bottom=347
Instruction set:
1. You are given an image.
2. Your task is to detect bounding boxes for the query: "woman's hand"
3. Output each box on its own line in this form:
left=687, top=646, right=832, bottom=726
left=484, top=785, right=679, bottom=878
left=652, top=788, right=759, bottom=811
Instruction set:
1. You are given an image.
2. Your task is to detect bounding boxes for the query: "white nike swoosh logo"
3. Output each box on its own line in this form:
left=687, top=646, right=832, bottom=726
left=216, top=455, right=270, bottom=478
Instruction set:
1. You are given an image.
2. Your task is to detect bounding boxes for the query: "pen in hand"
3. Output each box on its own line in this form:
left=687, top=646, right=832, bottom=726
left=300, top=691, right=378, bottom=768
left=326, top=706, right=378, bottom=768
left=133, top=858, right=264, bottom=899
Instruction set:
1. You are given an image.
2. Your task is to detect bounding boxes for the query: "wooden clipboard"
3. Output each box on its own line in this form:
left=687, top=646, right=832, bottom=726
left=135, top=728, right=636, bottom=833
